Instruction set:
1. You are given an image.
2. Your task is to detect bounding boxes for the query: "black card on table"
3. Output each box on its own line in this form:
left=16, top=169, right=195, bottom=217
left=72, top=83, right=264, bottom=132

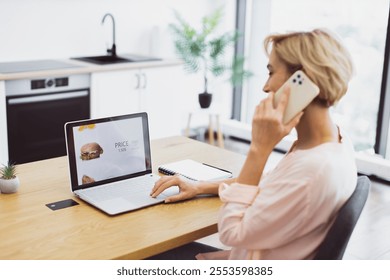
left=46, top=199, right=79, bottom=211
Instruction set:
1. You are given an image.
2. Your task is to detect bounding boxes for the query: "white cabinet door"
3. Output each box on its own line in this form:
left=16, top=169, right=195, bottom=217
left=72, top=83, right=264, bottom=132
left=140, top=66, right=198, bottom=139
left=90, top=69, right=141, bottom=118
left=91, top=65, right=200, bottom=139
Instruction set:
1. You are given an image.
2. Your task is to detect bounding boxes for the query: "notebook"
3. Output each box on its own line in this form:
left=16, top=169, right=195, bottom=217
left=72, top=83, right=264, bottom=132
left=64, top=112, right=178, bottom=215
left=158, top=159, right=232, bottom=181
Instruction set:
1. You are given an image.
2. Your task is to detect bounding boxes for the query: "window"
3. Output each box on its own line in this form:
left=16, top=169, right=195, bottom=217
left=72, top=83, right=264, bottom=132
left=241, top=0, right=390, bottom=154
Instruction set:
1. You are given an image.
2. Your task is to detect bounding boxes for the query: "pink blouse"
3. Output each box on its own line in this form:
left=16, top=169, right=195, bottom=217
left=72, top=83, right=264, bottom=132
left=198, top=132, right=357, bottom=260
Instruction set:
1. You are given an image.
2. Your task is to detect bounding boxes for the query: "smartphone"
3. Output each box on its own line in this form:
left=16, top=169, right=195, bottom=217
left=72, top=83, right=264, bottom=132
left=273, top=70, right=320, bottom=124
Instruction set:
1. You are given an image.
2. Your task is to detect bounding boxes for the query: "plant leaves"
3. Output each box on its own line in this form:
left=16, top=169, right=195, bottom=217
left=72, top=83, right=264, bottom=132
left=209, top=59, right=227, bottom=77
left=209, top=31, right=240, bottom=60
left=230, top=56, right=253, bottom=86
left=202, top=7, right=223, bottom=37
left=169, top=8, right=251, bottom=87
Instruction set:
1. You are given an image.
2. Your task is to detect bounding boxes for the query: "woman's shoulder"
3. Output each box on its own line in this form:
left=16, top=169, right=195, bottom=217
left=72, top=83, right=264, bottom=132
left=269, top=142, right=355, bottom=185
left=281, top=142, right=351, bottom=168
left=288, top=126, right=354, bottom=162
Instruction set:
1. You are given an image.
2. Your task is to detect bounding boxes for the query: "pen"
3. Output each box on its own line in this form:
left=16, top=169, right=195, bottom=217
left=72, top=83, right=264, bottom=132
left=202, top=163, right=232, bottom=175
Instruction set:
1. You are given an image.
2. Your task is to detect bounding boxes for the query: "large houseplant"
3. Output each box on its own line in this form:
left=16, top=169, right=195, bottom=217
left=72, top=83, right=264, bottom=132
left=0, top=161, right=20, bottom=194
left=170, top=8, right=251, bottom=108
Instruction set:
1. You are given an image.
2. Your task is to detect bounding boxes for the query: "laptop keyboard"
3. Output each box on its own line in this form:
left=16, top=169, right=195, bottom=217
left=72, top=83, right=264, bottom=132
left=78, top=175, right=159, bottom=202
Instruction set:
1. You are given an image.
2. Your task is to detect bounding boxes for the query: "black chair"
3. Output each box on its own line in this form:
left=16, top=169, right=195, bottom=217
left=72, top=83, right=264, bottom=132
left=314, top=176, right=371, bottom=260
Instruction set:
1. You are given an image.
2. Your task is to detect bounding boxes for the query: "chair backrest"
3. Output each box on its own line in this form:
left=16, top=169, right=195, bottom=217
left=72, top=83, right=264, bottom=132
left=313, top=176, right=371, bottom=260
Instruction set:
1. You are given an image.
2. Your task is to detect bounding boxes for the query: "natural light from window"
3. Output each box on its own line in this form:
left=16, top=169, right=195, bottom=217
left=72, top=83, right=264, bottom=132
left=245, top=0, right=389, bottom=152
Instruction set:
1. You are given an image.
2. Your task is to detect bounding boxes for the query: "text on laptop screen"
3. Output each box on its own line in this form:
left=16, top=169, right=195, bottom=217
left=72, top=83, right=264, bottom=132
left=71, top=116, right=148, bottom=187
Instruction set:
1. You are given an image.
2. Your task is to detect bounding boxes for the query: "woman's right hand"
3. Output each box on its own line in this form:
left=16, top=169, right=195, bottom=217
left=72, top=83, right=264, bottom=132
left=251, top=87, right=302, bottom=152
left=150, top=175, right=201, bottom=203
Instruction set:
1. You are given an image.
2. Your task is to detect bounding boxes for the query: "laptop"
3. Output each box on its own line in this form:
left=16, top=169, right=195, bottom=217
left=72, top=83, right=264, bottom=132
left=64, top=112, right=178, bottom=215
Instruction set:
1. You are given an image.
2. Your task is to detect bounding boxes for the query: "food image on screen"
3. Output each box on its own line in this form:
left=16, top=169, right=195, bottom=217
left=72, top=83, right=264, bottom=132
left=80, top=142, right=104, bottom=160
left=82, top=175, right=95, bottom=184
left=72, top=116, right=147, bottom=186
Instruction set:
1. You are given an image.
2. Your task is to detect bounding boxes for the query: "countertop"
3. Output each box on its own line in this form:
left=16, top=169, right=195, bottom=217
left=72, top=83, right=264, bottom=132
left=0, top=56, right=182, bottom=81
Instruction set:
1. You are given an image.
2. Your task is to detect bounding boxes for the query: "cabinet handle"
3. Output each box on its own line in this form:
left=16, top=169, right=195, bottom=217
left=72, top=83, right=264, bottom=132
left=141, top=73, right=147, bottom=89
left=7, top=91, right=89, bottom=105
left=134, top=73, right=141, bottom=89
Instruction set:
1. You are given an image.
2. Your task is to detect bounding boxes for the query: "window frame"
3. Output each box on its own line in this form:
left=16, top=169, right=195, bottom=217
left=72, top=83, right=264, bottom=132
left=231, top=0, right=247, bottom=120
left=375, top=9, right=390, bottom=158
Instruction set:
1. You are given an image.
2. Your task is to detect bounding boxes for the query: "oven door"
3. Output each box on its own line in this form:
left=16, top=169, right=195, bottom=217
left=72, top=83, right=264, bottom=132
left=6, top=90, right=90, bottom=164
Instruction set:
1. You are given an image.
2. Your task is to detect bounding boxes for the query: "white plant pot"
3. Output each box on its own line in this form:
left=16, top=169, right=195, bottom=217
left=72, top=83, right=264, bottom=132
left=0, top=177, right=20, bottom=194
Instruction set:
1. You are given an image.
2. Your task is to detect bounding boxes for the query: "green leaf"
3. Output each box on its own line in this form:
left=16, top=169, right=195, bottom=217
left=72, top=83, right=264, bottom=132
left=183, top=57, right=200, bottom=73
left=230, top=56, right=253, bottom=86
left=209, top=31, right=239, bottom=59
left=209, top=57, right=228, bottom=77
left=0, top=161, right=17, bottom=179
left=202, top=8, right=223, bottom=36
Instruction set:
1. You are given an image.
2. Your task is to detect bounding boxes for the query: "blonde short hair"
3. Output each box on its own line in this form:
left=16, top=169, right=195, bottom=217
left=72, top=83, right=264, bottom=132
left=264, top=29, right=354, bottom=106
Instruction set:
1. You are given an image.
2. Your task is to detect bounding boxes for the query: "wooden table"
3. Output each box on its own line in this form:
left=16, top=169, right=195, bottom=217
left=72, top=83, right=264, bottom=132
left=0, top=136, right=245, bottom=260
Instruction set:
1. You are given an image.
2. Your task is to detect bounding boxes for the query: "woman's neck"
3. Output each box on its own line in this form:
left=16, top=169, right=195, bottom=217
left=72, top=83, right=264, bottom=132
left=294, top=103, right=339, bottom=150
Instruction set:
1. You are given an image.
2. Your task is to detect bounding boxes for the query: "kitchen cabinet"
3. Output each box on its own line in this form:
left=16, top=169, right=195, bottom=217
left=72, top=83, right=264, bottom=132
left=91, top=65, right=199, bottom=139
left=141, top=66, right=200, bottom=139
left=91, top=69, right=141, bottom=118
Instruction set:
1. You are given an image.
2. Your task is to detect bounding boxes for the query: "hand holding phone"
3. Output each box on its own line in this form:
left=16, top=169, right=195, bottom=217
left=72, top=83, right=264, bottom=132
left=273, top=70, right=320, bottom=124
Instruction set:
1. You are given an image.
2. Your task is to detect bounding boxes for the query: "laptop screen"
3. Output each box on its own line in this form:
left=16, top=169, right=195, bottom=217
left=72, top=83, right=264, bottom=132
left=65, top=113, right=152, bottom=191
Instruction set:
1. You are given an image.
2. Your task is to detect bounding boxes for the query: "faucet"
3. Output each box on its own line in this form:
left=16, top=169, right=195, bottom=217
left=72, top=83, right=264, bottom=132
left=101, top=13, right=116, bottom=56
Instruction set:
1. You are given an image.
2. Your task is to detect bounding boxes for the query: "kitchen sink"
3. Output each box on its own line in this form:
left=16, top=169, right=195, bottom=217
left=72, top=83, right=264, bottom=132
left=71, top=55, right=134, bottom=65
left=71, top=54, right=161, bottom=65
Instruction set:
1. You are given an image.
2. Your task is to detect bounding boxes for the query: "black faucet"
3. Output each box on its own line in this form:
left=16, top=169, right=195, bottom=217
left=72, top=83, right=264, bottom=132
left=102, top=13, right=116, bottom=57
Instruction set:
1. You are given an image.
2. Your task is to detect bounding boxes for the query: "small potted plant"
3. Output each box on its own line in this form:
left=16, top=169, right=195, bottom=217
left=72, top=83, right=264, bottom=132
left=0, top=161, right=20, bottom=194
left=170, top=8, right=251, bottom=108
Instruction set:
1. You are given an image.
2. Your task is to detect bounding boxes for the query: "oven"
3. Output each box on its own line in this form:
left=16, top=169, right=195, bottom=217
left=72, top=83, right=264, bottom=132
left=5, top=74, right=90, bottom=164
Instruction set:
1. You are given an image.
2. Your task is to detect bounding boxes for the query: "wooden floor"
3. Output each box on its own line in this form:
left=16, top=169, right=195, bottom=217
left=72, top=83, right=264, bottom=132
left=344, top=178, right=390, bottom=259
left=198, top=136, right=390, bottom=260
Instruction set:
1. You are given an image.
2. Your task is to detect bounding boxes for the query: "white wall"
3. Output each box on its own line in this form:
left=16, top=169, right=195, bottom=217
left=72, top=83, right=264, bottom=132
left=0, top=0, right=194, bottom=60
left=0, top=0, right=236, bottom=119
left=0, top=0, right=234, bottom=61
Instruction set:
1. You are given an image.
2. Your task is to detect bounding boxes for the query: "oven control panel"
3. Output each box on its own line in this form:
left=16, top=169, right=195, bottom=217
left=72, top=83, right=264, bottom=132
left=31, top=77, right=69, bottom=89
left=4, top=74, right=90, bottom=96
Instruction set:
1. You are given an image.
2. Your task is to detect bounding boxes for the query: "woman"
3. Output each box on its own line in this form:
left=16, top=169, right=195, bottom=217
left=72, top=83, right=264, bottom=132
left=150, top=29, right=357, bottom=260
